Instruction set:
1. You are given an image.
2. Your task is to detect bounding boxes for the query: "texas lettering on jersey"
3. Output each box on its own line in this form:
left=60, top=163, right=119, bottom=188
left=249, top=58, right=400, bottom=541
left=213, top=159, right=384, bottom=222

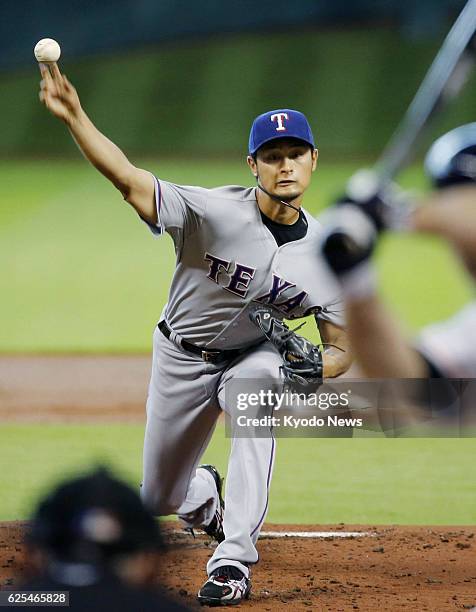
left=204, top=252, right=307, bottom=314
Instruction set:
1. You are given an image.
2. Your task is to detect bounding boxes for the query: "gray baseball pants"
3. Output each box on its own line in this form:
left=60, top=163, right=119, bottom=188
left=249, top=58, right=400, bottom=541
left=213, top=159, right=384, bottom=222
left=141, top=325, right=281, bottom=578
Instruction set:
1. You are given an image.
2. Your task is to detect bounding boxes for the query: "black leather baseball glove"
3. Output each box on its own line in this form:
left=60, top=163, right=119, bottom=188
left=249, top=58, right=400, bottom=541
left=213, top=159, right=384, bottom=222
left=249, top=306, right=323, bottom=386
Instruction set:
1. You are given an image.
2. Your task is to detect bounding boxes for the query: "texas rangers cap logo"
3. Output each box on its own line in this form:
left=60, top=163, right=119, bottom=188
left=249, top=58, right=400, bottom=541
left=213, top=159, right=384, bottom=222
left=248, top=108, right=315, bottom=155
left=270, top=112, right=288, bottom=132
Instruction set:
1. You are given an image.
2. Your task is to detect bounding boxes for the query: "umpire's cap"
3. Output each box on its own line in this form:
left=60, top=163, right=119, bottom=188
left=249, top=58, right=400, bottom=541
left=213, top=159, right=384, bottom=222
left=425, top=123, right=476, bottom=188
left=249, top=109, right=315, bottom=156
left=27, top=466, right=163, bottom=562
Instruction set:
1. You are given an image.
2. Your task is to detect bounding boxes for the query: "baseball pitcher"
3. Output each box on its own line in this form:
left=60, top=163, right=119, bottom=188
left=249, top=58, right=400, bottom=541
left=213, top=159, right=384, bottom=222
left=39, top=62, right=352, bottom=606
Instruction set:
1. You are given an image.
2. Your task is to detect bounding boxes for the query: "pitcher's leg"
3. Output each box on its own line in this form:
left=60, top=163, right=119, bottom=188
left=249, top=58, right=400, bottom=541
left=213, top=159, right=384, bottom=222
left=141, top=397, right=220, bottom=518
left=207, top=343, right=281, bottom=577
left=206, top=433, right=276, bottom=577
left=141, top=328, right=222, bottom=521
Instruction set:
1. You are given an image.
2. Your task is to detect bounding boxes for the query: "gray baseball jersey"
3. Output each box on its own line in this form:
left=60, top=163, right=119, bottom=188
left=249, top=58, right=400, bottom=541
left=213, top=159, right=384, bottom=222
left=148, top=178, right=344, bottom=347
left=141, top=176, right=345, bottom=579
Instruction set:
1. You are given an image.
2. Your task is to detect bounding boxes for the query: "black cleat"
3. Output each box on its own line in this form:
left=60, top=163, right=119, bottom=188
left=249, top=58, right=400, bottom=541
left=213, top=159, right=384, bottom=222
left=198, top=464, right=225, bottom=543
left=197, top=565, right=251, bottom=606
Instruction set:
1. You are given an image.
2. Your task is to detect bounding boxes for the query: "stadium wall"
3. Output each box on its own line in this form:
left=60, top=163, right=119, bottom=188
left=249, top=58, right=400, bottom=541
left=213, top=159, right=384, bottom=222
left=2, top=29, right=475, bottom=158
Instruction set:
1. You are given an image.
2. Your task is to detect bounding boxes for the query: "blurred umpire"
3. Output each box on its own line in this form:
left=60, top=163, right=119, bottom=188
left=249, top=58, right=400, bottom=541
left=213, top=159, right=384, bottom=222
left=319, top=123, right=476, bottom=381
left=20, top=467, right=190, bottom=611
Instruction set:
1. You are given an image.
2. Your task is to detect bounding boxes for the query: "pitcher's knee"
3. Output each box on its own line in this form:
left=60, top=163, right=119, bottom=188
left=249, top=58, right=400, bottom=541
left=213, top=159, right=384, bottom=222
left=236, top=363, right=280, bottom=380
left=140, top=483, right=179, bottom=516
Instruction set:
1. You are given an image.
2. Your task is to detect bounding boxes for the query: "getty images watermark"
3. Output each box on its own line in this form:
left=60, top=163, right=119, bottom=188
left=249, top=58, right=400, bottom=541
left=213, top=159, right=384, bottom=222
left=235, top=388, right=362, bottom=431
left=224, top=378, right=476, bottom=438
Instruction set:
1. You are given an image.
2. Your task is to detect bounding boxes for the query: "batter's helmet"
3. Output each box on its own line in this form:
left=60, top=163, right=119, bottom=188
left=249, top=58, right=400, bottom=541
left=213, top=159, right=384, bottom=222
left=425, top=123, right=476, bottom=188
left=26, top=466, right=163, bottom=563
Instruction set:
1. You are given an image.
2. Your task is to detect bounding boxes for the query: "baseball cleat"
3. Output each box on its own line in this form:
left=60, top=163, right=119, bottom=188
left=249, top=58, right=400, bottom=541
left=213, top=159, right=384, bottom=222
left=197, top=565, right=251, bottom=606
left=198, top=464, right=225, bottom=543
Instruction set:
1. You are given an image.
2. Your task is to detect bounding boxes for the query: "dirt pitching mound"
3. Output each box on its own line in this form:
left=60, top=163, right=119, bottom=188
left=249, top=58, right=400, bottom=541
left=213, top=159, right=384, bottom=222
left=1, top=522, right=475, bottom=611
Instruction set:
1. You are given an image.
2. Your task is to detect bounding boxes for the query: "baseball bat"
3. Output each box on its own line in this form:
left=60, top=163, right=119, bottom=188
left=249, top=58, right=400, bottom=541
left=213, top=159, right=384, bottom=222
left=375, top=0, right=476, bottom=184
left=321, top=1, right=476, bottom=274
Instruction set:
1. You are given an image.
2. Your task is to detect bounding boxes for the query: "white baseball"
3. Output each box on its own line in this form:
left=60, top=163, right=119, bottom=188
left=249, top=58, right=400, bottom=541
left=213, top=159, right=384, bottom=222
left=34, top=38, right=61, bottom=63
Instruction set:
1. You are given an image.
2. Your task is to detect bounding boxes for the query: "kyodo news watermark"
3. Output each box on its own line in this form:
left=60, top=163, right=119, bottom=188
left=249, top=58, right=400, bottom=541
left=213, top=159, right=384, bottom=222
left=235, top=388, right=360, bottom=431
left=224, top=379, right=476, bottom=438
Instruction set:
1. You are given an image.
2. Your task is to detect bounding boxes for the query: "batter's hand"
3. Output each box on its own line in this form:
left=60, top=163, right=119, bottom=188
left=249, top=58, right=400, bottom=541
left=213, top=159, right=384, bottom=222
left=319, top=170, right=414, bottom=276
left=38, top=63, right=81, bottom=125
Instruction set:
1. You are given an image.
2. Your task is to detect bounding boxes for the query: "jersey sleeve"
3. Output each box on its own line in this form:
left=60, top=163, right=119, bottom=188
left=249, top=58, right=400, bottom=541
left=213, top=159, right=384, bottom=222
left=312, top=264, right=346, bottom=328
left=415, top=302, right=476, bottom=378
left=146, top=176, right=207, bottom=243
left=313, top=296, right=346, bottom=328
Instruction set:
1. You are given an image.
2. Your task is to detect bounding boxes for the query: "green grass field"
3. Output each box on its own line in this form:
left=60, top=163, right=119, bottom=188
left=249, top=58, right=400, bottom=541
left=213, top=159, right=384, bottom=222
left=1, top=158, right=473, bottom=351
left=1, top=423, right=475, bottom=525
left=1, top=158, right=474, bottom=527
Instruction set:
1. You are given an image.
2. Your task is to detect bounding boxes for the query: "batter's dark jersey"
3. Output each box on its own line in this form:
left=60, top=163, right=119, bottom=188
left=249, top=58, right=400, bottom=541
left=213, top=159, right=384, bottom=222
left=19, top=574, right=190, bottom=612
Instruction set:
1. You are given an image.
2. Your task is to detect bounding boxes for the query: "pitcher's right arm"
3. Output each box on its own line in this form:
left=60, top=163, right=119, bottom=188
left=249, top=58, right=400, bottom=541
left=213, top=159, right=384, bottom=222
left=39, top=63, right=156, bottom=225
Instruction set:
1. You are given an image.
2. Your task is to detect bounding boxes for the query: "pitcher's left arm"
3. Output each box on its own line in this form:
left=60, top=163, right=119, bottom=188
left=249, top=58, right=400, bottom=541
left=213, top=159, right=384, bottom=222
left=317, top=318, right=353, bottom=378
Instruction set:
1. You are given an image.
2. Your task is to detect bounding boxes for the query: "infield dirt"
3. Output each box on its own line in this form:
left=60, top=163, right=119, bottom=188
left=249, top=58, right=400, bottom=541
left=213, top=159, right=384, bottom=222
left=1, top=522, right=475, bottom=610
left=0, top=356, right=475, bottom=610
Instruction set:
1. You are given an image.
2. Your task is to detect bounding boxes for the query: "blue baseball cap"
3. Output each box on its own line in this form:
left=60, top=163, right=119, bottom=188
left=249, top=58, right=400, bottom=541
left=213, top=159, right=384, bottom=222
left=248, top=109, right=315, bottom=156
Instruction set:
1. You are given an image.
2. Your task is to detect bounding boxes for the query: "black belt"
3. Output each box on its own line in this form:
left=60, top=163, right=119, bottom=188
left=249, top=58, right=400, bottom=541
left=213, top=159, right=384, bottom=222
left=158, top=320, right=243, bottom=364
